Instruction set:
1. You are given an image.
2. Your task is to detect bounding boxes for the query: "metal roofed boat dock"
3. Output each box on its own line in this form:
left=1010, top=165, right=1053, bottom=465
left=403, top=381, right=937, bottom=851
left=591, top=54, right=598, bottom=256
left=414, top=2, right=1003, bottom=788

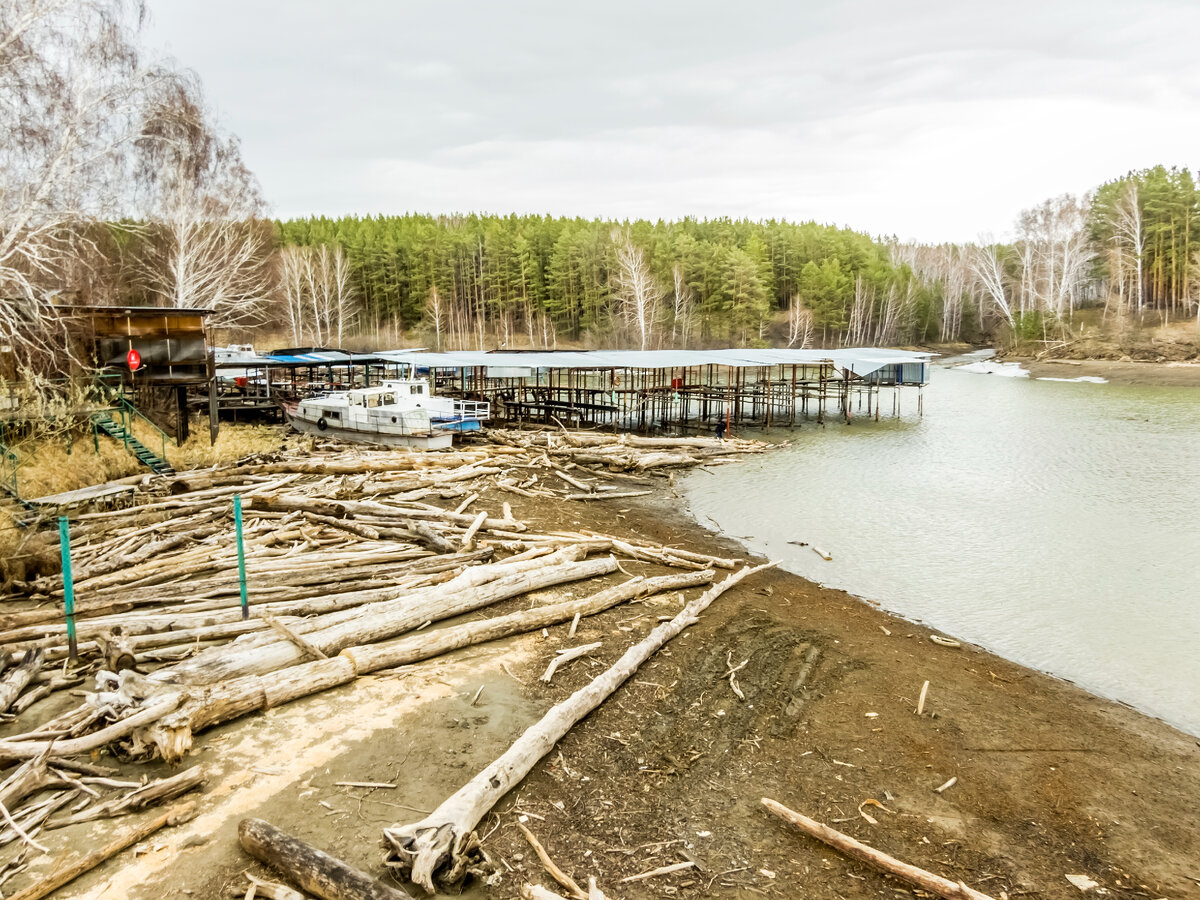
left=376, top=347, right=932, bottom=432
left=212, top=345, right=930, bottom=432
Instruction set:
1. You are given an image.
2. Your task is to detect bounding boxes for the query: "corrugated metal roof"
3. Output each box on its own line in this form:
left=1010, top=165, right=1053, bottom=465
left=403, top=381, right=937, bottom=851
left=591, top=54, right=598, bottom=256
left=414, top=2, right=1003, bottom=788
left=373, top=348, right=932, bottom=376
left=214, top=351, right=396, bottom=368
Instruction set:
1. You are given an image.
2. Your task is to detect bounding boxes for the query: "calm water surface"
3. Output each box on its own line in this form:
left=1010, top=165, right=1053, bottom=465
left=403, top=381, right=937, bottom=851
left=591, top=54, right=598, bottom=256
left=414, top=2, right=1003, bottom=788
left=681, top=359, right=1200, bottom=735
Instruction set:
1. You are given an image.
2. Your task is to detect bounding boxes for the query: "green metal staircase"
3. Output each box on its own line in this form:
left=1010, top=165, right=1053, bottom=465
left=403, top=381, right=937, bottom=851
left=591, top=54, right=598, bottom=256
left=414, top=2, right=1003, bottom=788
left=91, top=403, right=176, bottom=476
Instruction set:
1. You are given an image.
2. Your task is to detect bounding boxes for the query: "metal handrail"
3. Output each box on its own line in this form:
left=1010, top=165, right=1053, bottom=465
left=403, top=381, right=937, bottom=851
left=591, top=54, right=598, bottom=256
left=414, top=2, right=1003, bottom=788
left=113, top=395, right=173, bottom=462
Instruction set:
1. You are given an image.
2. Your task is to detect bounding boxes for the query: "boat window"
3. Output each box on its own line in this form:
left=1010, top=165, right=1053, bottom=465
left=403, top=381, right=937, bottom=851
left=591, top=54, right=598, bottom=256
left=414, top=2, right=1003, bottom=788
left=413, top=385, right=424, bottom=394
left=382, top=394, right=394, bottom=404
left=322, top=410, right=340, bottom=420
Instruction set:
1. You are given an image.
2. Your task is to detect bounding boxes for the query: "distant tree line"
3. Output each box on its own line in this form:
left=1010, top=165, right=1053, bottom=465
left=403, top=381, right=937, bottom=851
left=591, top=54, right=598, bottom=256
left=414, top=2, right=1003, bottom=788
left=277, top=166, right=1200, bottom=351
left=895, top=166, right=1200, bottom=342
left=276, top=214, right=945, bottom=350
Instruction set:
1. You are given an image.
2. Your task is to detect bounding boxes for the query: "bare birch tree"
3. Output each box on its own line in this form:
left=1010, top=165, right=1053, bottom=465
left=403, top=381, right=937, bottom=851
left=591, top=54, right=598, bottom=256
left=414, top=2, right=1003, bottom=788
left=785, top=294, right=813, bottom=348
left=611, top=232, right=661, bottom=350
left=278, top=245, right=308, bottom=344
left=0, top=0, right=177, bottom=366
left=968, top=242, right=1015, bottom=328
left=940, top=260, right=965, bottom=343
left=670, top=263, right=693, bottom=347
left=844, top=276, right=873, bottom=346
left=277, top=244, right=359, bottom=345
left=1106, top=181, right=1145, bottom=315
left=1015, top=194, right=1094, bottom=318
left=134, top=81, right=273, bottom=328
left=426, top=284, right=445, bottom=351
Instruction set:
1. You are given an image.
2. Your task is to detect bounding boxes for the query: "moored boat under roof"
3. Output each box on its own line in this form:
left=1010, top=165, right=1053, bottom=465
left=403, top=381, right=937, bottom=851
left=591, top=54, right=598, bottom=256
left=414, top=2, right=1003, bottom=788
left=281, top=372, right=489, bottom=450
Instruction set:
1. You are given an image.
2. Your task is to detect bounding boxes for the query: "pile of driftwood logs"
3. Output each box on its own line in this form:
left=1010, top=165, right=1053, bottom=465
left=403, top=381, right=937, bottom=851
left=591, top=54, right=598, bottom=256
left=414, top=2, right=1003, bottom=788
left=0, top=430, right=776, bottom=899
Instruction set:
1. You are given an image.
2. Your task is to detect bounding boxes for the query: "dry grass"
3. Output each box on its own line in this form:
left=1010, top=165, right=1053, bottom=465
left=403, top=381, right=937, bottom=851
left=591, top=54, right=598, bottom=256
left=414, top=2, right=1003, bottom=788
left=6, top=422, right=288, bottom=501
left=9, top=434, right=141, bottom=500
left=165, top=422, right=289, bottom=471
left=0, top=508, right=25, bottom=580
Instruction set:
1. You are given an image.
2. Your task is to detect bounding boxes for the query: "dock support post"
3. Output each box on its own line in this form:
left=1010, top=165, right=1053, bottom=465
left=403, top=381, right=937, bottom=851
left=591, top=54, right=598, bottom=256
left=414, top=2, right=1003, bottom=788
left=58, top=516, right=77, bottom=661
left=234, top=494, right=249, bottom=620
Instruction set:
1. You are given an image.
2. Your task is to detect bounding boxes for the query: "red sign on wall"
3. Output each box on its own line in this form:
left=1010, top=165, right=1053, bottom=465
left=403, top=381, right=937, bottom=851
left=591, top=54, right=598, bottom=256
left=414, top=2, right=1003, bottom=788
left=126, top=349, right=142, bottom=371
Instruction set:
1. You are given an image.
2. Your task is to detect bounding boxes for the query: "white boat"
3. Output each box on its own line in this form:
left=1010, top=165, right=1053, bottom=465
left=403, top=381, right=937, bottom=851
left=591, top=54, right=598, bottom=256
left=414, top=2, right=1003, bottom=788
left=213, top=344, right=261, bottom=382
left=282, top=373, right=489, bottom=450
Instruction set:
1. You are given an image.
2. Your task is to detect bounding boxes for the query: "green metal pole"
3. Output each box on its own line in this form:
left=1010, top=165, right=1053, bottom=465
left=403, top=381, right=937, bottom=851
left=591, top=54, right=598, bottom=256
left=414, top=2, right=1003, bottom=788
left=58, top=516, right=77, bottom=661
left=234, top=495, right=248, bottom=619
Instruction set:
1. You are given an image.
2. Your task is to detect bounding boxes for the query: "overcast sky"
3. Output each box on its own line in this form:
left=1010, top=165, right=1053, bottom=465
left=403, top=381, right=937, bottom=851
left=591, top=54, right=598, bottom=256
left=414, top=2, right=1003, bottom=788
left=145, top=0, right=1200, bottom=244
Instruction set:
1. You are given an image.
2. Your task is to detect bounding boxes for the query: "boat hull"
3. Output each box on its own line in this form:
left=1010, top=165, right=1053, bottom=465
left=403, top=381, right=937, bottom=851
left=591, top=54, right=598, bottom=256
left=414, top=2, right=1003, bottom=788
left=287, top=415, right=454, bottom=450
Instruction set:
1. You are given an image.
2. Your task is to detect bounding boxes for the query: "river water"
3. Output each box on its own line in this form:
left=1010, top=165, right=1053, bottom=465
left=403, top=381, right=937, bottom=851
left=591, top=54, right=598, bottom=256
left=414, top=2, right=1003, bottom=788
left=680, top=354, right=1200, bottom=735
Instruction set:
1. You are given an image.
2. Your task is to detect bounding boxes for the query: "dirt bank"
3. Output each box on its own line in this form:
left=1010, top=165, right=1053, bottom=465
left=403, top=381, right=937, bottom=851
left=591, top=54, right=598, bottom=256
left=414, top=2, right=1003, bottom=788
left=1017, top=357, right=1200, bottom=387
left=41, top=462, right=1196, bottom=900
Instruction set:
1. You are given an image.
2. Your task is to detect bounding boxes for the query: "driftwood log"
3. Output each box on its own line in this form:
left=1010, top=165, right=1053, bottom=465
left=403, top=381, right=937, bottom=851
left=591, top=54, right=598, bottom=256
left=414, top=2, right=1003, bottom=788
left=0, top=650, right=43, bottom=714
left=343, top=570, right=713, bottom=674
left=149, top=548, right=616, bottom=686
left=761, top=798, right=997, bottom=900
left=5, top=801, right=196, bottom=900
left=239, top=817, right=413, bottom=900
left=129, top=571, right=713, bottom=763
left=383, top=562, right=774, bottom=892
left=44, top=767, right=206, bottom=828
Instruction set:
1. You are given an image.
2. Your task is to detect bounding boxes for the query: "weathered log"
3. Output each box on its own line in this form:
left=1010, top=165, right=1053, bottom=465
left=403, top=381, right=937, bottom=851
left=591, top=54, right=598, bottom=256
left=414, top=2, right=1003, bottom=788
left=8, top=683, right=53, bottom=717
left=151, top=550, right=616, bottom=686
left=541, top=643, right=601, bottom=684
left=0, top=751, right=57, bottom=810
left=761, top=798, right=996, bottom=900
left=93, top=629, right=137, bottom=672
left=45, top=767, right=206, bottom=828
left=239, top=817, right=413, bottom=900
left=0, top=650, right=43, bottom=715
left=0, top=695, right=183, bottom=764
left=342, top=570, right=713, bottom=674
left=517, top=822, right=586, bottom=899
left=133, top=574, right=709, bottom=762
left=5, top=802, right=196, bottom=900
left=0, top=788, right=78, bottom=849
left=563, top=491, right=650, bottom=501
left=460, top=511, right=488, bottom=551
left=243, top=873, right=307, bottom=900
left=246, top=494, right=524, bottom=533
left=261, top=615, right=328, bottom=660
left=521, top=886, right=568, bottom=900
left=383, top=562, right=774, bottom=892
left=608, top=538, right=709, bottom=570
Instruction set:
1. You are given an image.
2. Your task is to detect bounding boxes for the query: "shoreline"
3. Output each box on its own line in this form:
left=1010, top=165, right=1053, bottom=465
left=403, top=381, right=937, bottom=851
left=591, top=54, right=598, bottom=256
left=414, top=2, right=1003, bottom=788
left=679, top=487, right=1198, bottom=740
left=479, top=477, right=1200, bottom=899
left=1016, top=356, right=1200, bottom=387
left=17, top=434, right=1197, bottom=900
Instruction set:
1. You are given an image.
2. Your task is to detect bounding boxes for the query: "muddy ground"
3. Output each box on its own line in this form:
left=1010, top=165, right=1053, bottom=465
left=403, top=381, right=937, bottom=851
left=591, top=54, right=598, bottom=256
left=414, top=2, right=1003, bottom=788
left=1018, top=357, right=1200, bottom=387
left=41, top=476, right=1200, bottom=900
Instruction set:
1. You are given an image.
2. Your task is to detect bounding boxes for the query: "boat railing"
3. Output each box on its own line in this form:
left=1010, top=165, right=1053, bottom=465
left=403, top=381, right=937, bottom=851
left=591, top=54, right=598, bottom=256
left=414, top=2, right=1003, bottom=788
left=450, top=399, right=490, bottom=421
